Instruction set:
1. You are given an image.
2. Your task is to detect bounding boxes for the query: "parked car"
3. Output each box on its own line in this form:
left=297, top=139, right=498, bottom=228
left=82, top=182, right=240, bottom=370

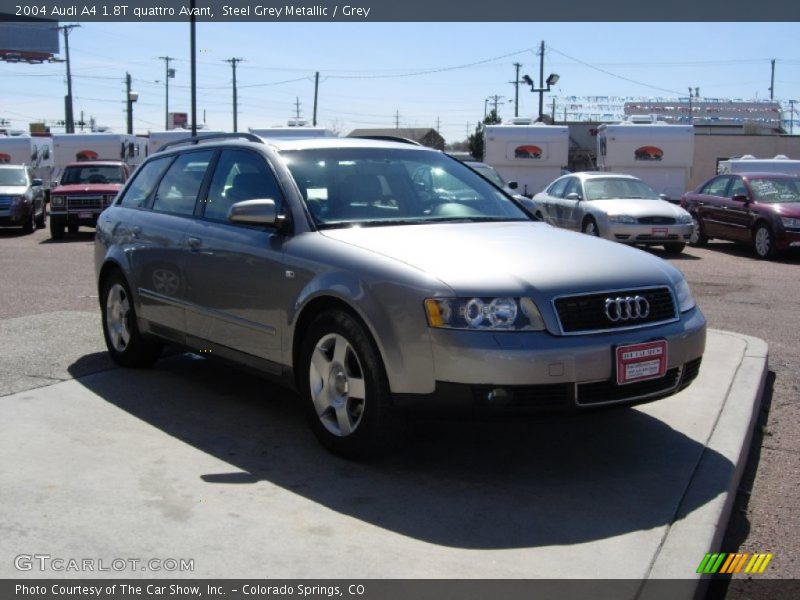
left=95, top=134, right=706, bottom=457
left=49, top=160, right=131, bottom=239
left=464, top=160, right=522, bottom=197
left=681, top=172, right=800, bottom=259
left=0, top=164, right=46, bottom=233
left=532, top=172, right=694, bottom=254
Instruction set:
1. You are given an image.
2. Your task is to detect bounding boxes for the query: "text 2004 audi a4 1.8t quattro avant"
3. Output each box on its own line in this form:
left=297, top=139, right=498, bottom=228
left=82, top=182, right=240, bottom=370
left=95, top=134, right=706, bottom=457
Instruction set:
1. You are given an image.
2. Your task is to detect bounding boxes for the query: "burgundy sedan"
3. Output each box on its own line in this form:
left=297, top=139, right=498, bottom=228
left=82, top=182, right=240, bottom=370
left=681, top=172, right=800, bottom=259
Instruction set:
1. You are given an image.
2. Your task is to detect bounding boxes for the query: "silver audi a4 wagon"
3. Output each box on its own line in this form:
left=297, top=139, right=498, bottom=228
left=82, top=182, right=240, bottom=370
left=95, top=134, right=706, bottom=457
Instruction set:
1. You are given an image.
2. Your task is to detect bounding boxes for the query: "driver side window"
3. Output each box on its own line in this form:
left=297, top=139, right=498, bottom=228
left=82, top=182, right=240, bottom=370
left=548, top=178, right=569, bottom=198
left=701, top=176, right=730, bottom=197
left=563, top=178, right=582, bottom=198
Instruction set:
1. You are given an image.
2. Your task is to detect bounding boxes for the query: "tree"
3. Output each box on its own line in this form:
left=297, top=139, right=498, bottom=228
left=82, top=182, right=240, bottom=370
left=468, top=109, right=501, bottom=160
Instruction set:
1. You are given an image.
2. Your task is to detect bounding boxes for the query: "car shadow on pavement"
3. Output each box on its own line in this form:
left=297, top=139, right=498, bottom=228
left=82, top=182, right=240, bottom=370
left=702, top=241, right=800, bottom=264
left=68, top=352, right=733, bottom=550
left=38, top=231, right=96, bottom=244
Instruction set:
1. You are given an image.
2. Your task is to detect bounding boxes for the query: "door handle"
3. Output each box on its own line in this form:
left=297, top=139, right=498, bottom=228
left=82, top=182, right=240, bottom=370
left=187, top=236, right=202, bottom=250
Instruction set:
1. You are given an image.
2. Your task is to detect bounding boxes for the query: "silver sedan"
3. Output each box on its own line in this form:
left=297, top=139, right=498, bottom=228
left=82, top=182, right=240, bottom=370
left=533, top=172, right=694, bottom=254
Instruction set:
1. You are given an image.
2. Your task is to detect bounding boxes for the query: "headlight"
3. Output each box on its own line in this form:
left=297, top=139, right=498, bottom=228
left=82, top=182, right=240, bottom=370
left=781, top=217, right=800, bottom=229
left=424, top=297, right=546, bottom=331
left=608, top=214, right=637, bottom=224
left=677, top=212, right=693, bottom=224
left=674, top=279, right=696, bottom=313
left=51, top=196, right=64, bottom=207
left=11, top=195, right=26, bottom=206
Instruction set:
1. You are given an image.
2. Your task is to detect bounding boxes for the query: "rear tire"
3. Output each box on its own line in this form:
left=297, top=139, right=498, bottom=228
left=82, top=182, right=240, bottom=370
left=299, top=310, right=395, bottom=459
left=100, top=270, right=162, bottom=367
left=35, top=204, right=46, bottom=229
left=753, top=223, right=776, bottom=260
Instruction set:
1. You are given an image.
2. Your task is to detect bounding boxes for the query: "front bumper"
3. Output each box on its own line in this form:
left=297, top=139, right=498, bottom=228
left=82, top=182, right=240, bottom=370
left=603, top=222, right=694, bottom=245
left=395, top=307, right=706, bottom=410
left=50, top=210, right=101, bottom=226
left=776, top=228, right=800, bottom=250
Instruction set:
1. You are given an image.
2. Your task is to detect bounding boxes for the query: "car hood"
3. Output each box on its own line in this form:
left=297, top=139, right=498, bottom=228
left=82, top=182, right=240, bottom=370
left=51, top=183, right=122, bottom=195
left=586, top=199, right=688, bottom=218
left=767, top=202, right=800, bottom=218
left=0, top=185, right=28, bottom=196
left=320, top=221, right=680, bottom=295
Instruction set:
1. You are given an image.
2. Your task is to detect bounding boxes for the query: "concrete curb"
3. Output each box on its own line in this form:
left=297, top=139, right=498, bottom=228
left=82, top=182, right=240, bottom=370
left=642, top=330, right=769, bottom=598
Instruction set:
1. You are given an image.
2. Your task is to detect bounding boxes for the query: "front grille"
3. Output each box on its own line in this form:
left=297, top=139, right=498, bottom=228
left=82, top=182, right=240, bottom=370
left=577, top=367, right=681, bottom=405
left=66, top=195, right=104, bottom=210
left=639, top=216, right=676, bottom=225
left=0, top=196, right=14, bottom=209
left=470, top=383, right=573, bottom=410
left=554, top=287, right=676, bottom=334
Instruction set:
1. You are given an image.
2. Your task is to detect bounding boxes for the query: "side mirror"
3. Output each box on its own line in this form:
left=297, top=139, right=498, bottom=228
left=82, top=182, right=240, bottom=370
left=228, top=199, right=277, bottom=226
left=508, top=181, right=519, bottom=190
left=565, top=192, right=582, bottom=201
left=31, top=178, right=43, bottom=187
left=732, top=194, right=750, bottom=203
left=659, top=193, right=669, bottom=201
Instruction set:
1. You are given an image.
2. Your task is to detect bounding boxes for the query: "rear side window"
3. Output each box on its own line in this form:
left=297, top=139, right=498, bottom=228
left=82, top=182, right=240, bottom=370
left=203, top=149, right=283, bottom=222
left=700, top=176, right=730, bottom=197
left=152, top=150, right=214, bottom=216
left=118, top=157, right=173, bottom=208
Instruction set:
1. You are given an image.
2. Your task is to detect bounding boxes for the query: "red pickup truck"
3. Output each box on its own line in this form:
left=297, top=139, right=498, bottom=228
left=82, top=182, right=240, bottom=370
left=49, top=160, right=131, bottom=239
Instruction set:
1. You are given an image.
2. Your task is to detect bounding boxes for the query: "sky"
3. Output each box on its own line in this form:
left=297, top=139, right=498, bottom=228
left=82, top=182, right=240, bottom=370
left=2, top=21, right=800, bottom=143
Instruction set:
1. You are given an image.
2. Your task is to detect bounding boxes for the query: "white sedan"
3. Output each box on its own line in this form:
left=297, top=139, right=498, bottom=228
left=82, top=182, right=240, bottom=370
left=532, top=172, right=694, bottom=254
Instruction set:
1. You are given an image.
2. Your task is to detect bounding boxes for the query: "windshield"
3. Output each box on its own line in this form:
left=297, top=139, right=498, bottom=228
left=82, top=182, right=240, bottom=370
left=748, top=177, right=800, bottom=203
left=61, top=165, right=124, bottom=185
left=281, top=147, right=530, bottom=228
left=0, top=168, right=27, bottom=186
left=471, top=165, right=507, bottom=188
left=584, top=178, right=659, bottom=201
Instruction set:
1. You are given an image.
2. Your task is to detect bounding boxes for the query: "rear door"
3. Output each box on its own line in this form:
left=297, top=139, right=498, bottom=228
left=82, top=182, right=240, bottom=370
left=720, top=176, right=756, bottom=242
left=126, top=149, right=215, bottom=342
left=694, top=175, right=732, bottom=238
left=559, top=177, right=583, bottom=230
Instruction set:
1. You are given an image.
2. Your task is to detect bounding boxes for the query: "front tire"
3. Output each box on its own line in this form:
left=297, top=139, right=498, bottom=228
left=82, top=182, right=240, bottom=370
left=22, top=208, right=35, bottom=234
left=753, top=223, right=776, bottom=260
left=299, top=310, right=394, bottom=458
left=688, top=214, right=708, bottom=247
left=50, top=217, right=65, bottom=240
left=582, top=217, right=599, bottom=236
left=663, top=242, right=686, bottom=254
left=100, top=271, right=162, bottom=367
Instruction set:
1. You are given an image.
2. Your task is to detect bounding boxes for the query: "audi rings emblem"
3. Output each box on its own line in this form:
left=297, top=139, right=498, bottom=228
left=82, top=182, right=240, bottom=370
left=604, top=295, right=650, bottom=322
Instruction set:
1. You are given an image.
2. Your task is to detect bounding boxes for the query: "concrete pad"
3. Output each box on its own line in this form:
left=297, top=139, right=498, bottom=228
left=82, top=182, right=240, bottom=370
left=0, top=330, right=766, bottom=591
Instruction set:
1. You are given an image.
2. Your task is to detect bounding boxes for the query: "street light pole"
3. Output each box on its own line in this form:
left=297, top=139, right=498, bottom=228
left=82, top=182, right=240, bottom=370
left=190, top=0, right=197, bottom=136
left=537, top=40, right=545, bottom=120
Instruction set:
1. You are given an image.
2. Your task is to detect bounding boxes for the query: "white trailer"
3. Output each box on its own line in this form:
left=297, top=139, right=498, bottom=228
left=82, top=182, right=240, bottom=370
left=597, top=119, right=694, bottom=202
left=718, top=154, right=800, bottom=176
left=0, top=134, right=54, bottom=192
left=145, top=130, right=225, bottom=157
left=52, top=133, right=143, bottom=182
left=483, top=123, right=569, bottom=196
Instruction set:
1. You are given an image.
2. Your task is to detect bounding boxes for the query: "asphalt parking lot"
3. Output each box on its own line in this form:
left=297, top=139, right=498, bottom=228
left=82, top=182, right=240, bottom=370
left=0, top=221, right=797, bottom=592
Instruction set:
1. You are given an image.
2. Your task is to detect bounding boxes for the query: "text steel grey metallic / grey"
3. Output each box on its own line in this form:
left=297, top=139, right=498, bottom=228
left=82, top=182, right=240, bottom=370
left=95, top=135, right=706, bottom=457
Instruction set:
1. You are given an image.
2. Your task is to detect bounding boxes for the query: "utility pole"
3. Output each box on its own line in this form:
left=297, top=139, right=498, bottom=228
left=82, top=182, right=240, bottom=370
left=551, top=97, right=556, bottom=123
left=537, top=40, right=545, bottom=120
left=688, top=87, right=693, bottom=124
left=511, top=62, right=522, bottom=118
left=789, top=100, right=796, bottom=135
left=54, top=24, right=80, bottom=134
left=294, top=97, right=302, bottom=123
left=436, top=116, right=440, bottom=132
left=159, top=56, right=175, bottom=130
left=225, top=57, right=243, bottom=132
left=312, top=71, right=319, bottom=126
left=395, top=110, right=400, bottom=129
left=126, top=73, right=133, bottom=134
left=486, top=95, right=505, bottom=122
left=769, top=59, right=775, bottom=100
left=189, top=0, right=197, bottom=136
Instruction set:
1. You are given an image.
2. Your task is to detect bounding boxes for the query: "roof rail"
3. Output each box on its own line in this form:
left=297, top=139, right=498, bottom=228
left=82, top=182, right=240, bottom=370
left=157, top=132, right=264, bottom=153
left=349, top=135, right=422, bottom=146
